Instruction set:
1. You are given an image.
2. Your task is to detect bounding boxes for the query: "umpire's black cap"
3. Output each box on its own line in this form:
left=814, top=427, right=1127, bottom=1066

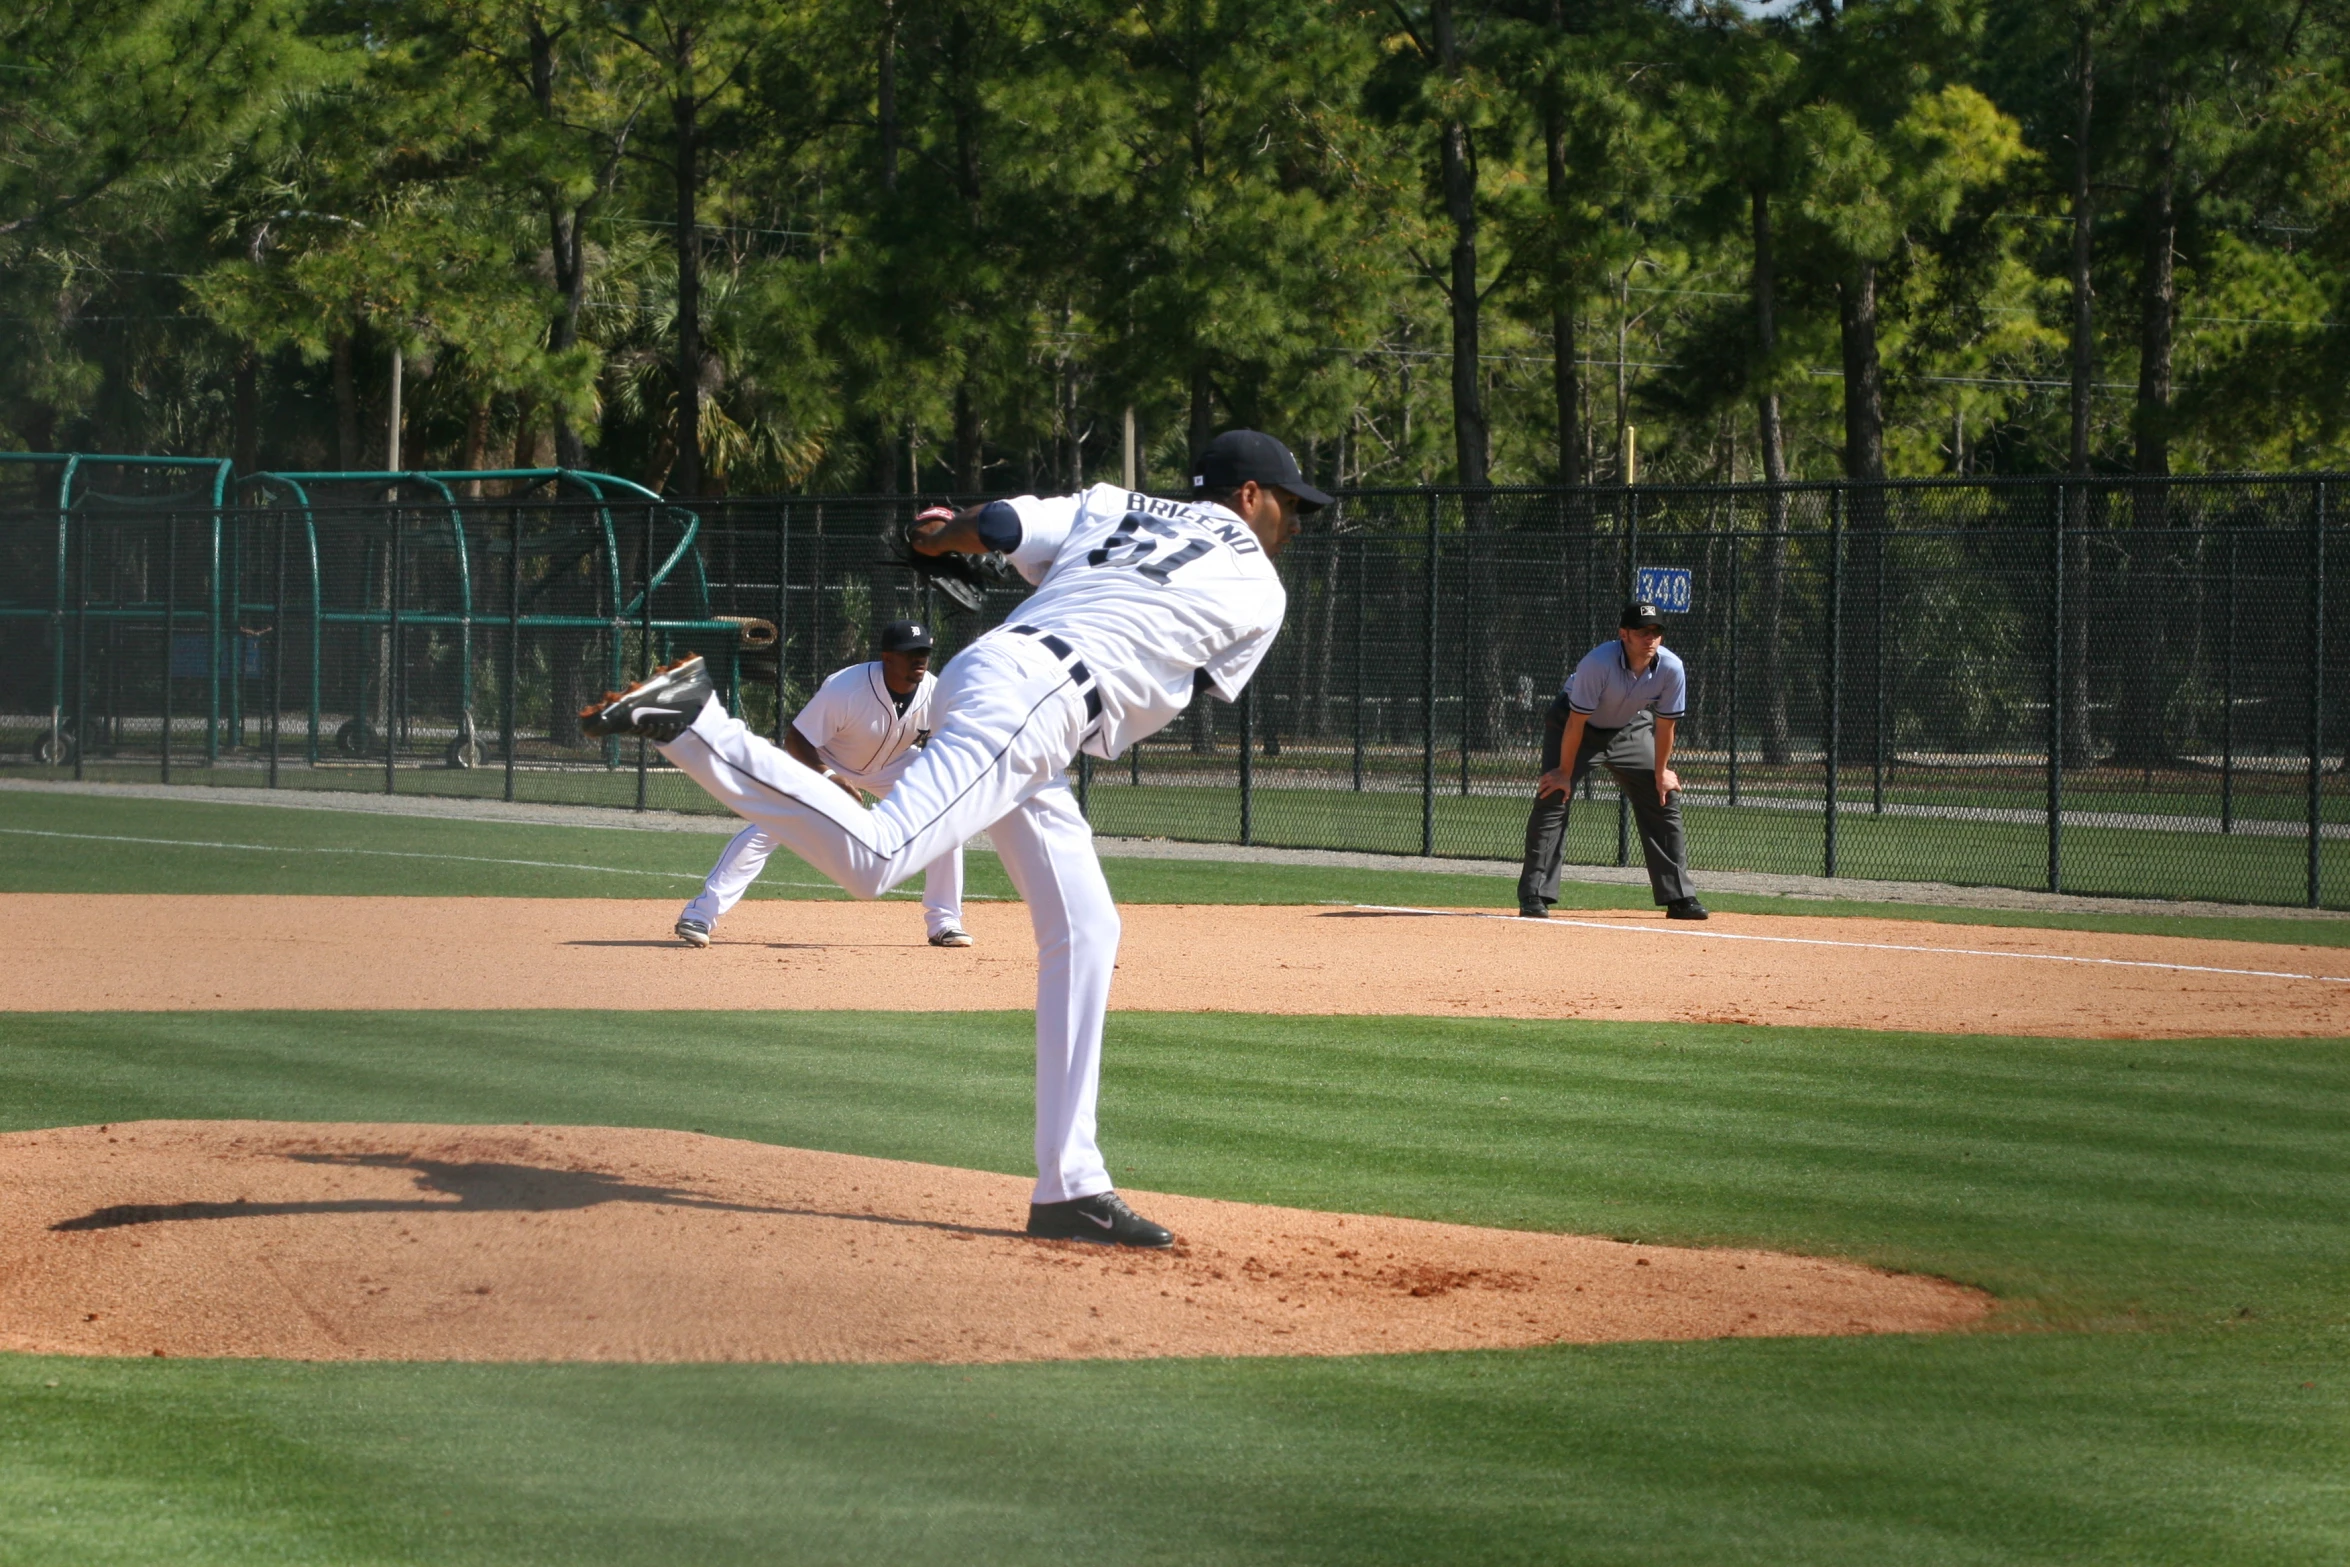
left=878, top=619, right=934, bottom=653
left=1620, top=601, right=1664, bottom=629
left=1192, top=430, right=1334, bottom=513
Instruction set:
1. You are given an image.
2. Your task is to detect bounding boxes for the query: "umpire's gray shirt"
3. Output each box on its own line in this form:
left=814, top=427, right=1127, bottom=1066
left=1563, top=641, right=1687, bottom=728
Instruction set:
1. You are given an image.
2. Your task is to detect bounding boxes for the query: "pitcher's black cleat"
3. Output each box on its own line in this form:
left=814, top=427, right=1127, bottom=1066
left=1666, top=897, right=1710, bottom=920
left=1027, top=1191, right=1174, bottom=1249
left=580, top=656, right=713, bottom=743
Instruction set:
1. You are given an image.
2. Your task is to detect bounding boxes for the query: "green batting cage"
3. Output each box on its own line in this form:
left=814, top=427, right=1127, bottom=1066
left=0, top=462, right=778, bottom=795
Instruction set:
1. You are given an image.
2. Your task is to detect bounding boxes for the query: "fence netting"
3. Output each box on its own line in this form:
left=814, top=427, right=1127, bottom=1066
left=1, top=476, right=2341, bottom=908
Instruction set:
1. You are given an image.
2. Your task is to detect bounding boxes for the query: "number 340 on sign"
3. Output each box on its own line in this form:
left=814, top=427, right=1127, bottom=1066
left=1634, top=566, right=1693, bottom=613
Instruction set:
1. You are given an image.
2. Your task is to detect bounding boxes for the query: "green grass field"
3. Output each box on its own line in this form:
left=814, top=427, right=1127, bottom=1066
left=5, top=785, right=2349, bottom=946
left=0, top=784, right=2344, bottom=1563
left=20, top=749, right=2347, bottom=910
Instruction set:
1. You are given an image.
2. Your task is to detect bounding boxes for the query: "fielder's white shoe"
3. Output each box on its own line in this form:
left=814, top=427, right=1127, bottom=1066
left=928, top=925, right=974, bottom=948
left=675, top=917, right=712, bottom=947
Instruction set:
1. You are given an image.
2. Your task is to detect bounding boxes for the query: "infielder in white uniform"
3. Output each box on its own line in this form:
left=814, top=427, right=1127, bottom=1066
left=674, top=620, right=971, bottom=950
left=583, top=430, right=1325, bottom=1246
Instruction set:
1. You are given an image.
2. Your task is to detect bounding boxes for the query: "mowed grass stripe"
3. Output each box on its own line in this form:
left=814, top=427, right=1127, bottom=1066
left=9, top=784, right=2350, bottom=945
left=3, top=1009, right=2342, bottom=1325
left=0, top=1007, right=2345, bottom=1564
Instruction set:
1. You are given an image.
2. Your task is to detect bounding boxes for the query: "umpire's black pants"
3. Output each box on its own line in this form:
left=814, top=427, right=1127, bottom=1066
left=1517, top=703, right=1695, bottom=910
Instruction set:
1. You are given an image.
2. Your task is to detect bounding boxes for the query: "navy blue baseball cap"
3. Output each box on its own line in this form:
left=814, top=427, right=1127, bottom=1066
left=1621, top=601, right=1664, bottom=629
left=1191, top=430, right=1333, bottom=513
left=878, top=619, right=934, bottom=653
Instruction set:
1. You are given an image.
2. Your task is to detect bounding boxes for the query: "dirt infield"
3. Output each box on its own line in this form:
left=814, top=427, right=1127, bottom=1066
left=0, top=1122, right=1988, bottom=1363
left=5, top=894, right=2347, bottom=1036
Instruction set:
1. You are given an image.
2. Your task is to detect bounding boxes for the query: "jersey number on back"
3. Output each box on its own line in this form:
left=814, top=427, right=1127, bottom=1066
left=1088, top=512, right=1214, bottom=584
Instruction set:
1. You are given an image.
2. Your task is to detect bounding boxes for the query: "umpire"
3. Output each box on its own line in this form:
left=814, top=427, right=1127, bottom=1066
left=1517, top=601, right=1709, bottom=921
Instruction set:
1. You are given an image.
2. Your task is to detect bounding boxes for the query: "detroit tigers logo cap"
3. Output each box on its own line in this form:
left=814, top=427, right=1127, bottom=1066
left=1190, top=429, right=1334, bottom=513
left=1621, top=601, right=1664, bottom=629
left=879, top=619, right=934, bottom=652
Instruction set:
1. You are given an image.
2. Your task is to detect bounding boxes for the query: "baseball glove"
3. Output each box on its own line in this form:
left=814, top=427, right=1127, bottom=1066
left=885, top=506, right=1004, bottom=613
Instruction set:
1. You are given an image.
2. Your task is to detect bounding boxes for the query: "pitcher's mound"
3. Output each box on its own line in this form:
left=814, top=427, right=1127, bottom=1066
left=0, top=1123, right=1987, bottom=1363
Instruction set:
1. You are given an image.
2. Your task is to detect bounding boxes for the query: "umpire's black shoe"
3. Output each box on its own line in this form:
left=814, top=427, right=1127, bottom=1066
left=580, top=656, right=712, bottom=742
left=1666, top=897, right=1710, bottom=920
left=1518, top=902, right=1549, bottom=919
left=1027, top=1191, right=1175, bottom=1249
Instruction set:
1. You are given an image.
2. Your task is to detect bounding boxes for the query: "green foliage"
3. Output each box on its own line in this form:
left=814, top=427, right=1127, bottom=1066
left=8, top=0, right=2350, bottom=480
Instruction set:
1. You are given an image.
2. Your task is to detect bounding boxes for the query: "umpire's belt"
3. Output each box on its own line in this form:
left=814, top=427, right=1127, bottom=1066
left=1005, top=624, right=1104, bottom=725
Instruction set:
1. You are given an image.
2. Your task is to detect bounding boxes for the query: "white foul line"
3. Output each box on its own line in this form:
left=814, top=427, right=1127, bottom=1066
left=0, top=827, right=990, bottom=901
left=1349, top=905, right=2350, bottom=985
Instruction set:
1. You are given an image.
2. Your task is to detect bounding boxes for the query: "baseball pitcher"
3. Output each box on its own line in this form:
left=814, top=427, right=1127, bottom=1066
left=583, top=430, right=1322, bottom=1248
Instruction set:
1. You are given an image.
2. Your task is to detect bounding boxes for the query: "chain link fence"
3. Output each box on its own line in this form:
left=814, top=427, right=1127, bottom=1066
left=1, top=475, right=2341, bottom=908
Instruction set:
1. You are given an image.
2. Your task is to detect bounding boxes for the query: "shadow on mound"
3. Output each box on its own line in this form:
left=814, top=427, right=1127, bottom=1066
left=51, top=1152, right=1020, bottom=1239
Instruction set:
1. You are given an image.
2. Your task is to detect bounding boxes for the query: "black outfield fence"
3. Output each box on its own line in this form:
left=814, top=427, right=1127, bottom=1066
left=1, top=473, right=2342, bottom=909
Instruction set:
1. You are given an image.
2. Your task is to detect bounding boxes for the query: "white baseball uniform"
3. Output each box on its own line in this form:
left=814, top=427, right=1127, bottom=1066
left=656, top=484, right=1286, bottom=1202
left=678, top=661, right=965, bottom=940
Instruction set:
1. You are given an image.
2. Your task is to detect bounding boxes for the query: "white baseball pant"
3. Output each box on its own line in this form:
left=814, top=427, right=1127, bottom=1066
left=655, top=635, right=1116, bottom=1204
left=680, top=821, right=966, bottom=937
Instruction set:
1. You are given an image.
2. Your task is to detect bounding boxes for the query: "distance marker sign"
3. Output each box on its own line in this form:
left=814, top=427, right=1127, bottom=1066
left=1634, top=565, right=1693, bottom=613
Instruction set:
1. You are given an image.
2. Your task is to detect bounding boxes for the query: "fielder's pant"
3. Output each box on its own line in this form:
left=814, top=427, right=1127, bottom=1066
left=656, top=634, right=1115, bottom=1205
left=680, top=819, right=966, bottom=938
left=1517, top=705, right=1696, bottom=910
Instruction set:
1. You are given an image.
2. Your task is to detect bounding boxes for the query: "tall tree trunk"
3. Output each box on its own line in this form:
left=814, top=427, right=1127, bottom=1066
left=1433, top=0, right=1487, bottom=489
left=1753, top=185, right=1792, bottom=765
left=953, top=378, right=982, bottom=492
left=878, top=0, right=898, bottom=193
left=2134, top=120, right=2176, bottom=479
left=2065, top=15, right=2097, bottom=764
left=460, top=400, right=490, bottom=497
left=1838, top=262, right=1884, bottom=482
left=332, top=334, right=358, bottom=469
left=232, top=350, right=258, bottom=477
left=2115, top=103, right=2181, bottom=767
left=531, top=20, right=591, bottom=470
left=671, top=25, right=702, bottom=500
left=2069, top=16, right=2096, bottom=476
left=1545, top=101, right=1582, bottom=488
left=1838, top=260, right=1887, bottom=766
left=1189, top=362, right=1215, bottom=458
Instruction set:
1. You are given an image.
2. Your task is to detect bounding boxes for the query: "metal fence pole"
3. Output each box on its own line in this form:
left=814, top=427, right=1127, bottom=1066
left=1727, top=520, right=1741, bottom=807
left=1618, top=482, right=1637, bottom=860
left=269, top=510, right=286, bottom=788
left=72, top=517, right=88, bottom=781
left=1077, top=750, right=1092, bottom=818
left=504, top=505, right=521, bottom=803
left=810, top=507, right=825, bottom=733
left=2222, top=515, right=2236, bottom=833
left=2048, top=483, right=2066, bottom=895
left=2311, top=479, right=2327, bottom=907
left=1351, top=531, right=1365, bottom=792
left=1458, top=528, right=1471, bottom=799
left=206, top=503, right=222, bottom=763
left=774, top=504, right=791, bottom=745
left=48, top=497, right=68, bottom=768
left=1873, top=506, right=1886, bottom=814
left=226, top=512, right=242, bottom=752
left=1239, top=682, right=1254, bottom=845
left=162, top=512, right=177, bottom=784
left=1422, top=491, right=1437, bottom=857
left=1824, top=486, right=1844, bottom=878
left=637, top=504, right=654, bottom=812
left=385, top=505, right=404, bottom=798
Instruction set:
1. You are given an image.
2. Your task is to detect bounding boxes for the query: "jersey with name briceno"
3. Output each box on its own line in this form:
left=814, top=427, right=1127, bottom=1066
left=790, top=661, right=938, bottom=788
left=999, top=483, right=1287, bottom=759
